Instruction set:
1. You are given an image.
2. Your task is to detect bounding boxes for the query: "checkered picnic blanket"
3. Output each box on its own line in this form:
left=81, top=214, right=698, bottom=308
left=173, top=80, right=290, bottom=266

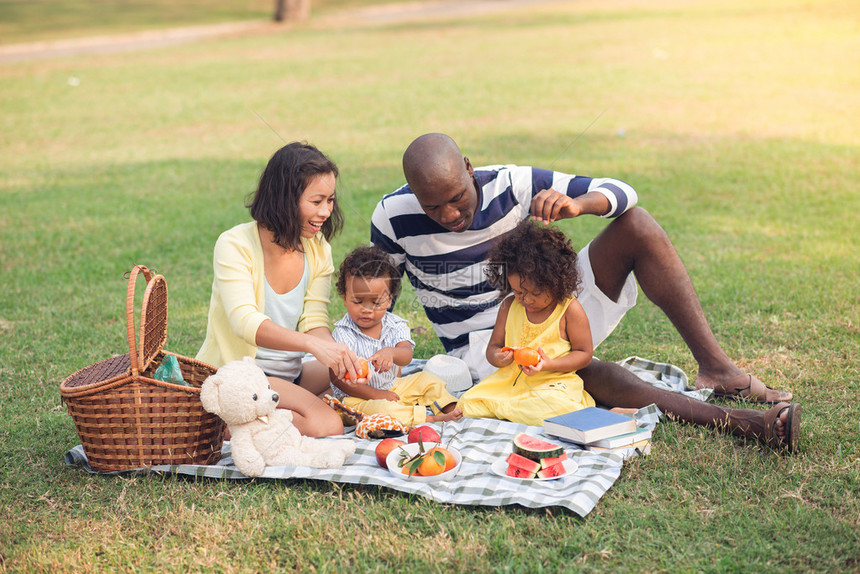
left=616, top=356, right=712, bottom=401
left=64, top=357, right=698, bottom=517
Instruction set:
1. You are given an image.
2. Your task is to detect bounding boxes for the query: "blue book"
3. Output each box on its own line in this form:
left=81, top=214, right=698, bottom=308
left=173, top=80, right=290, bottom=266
left=543, top=407, right=638, bottom=445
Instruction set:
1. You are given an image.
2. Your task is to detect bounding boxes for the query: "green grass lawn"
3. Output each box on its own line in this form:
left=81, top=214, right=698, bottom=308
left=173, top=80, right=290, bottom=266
left=1, top=0, right=858, bottom=571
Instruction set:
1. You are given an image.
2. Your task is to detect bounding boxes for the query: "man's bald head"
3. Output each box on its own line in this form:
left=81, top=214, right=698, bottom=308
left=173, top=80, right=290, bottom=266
left=400, top=133, right=479, bottom=232
left=402, top=133, right=467, bottom=193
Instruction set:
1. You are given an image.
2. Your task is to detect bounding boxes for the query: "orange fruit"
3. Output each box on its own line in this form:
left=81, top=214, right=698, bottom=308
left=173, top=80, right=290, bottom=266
left=429, top=447, right=457, bottom=472
left=344, top=358, right=370, bottom=380
left=402, top=459, right=423, bottom=476
left=513, top=347, right=540, bottom=367
left=416, top=450, right=446, bottom=476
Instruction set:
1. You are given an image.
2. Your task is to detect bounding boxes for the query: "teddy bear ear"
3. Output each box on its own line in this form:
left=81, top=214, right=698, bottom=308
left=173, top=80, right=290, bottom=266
left=199, top=373, right=221, bottom=415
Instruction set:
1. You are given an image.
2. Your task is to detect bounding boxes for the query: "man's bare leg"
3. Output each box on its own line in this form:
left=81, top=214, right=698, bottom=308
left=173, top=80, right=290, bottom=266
left=585, top=207, right=791, bottom=401
left=579, top=359, right=792, bottom=443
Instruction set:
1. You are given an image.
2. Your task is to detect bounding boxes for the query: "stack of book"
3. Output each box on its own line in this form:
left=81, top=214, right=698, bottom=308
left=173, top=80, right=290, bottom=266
left=543, top=407, right=652, bottom=460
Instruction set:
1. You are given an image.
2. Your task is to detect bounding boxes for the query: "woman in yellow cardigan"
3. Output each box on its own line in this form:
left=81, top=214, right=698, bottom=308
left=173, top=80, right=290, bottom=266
left=198, top=142, right=364, bottom=436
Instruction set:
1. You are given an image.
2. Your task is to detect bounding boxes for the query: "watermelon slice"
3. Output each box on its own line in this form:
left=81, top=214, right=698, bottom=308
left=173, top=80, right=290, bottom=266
left=539, top=452, right=568, bottom=469
left=537, top=461, right=566, bottom=479
left=513, top=433, right=563, bottom=461
left=506, top=465, right=536, bottom=478
left=506, top=452, right=541, bottom=474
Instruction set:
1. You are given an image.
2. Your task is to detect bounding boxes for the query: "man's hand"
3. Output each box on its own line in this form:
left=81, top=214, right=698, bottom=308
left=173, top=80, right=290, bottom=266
left=530, top=189, right=581, bottom=224
left=530, top=189, right=610, bottom=223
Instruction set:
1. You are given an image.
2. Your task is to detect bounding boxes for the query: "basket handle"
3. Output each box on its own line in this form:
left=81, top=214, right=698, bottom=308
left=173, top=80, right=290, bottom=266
left=125, top=265, right=154, bottom=375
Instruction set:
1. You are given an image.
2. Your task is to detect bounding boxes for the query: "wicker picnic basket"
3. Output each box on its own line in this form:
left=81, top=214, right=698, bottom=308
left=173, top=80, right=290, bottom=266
left=60, top=265, right=225, bottom=472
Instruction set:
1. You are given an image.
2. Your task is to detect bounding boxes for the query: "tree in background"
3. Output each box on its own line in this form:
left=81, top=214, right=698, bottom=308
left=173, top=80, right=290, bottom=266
left=274, top=0, right=311, bottom=21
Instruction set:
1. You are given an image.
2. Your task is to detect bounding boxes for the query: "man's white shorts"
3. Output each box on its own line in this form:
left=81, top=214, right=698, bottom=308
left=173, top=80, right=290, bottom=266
left=450, top=241, right=638, bottom=382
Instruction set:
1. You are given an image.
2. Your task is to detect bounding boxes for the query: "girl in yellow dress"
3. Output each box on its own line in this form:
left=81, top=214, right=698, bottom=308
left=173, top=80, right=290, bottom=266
left=458, top=221, right=595, bottom=426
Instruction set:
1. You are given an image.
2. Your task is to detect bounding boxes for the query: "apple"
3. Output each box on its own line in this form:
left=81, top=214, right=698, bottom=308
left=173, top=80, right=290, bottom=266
left=408, top=425, right=441, bottom=444
left=375, top=438, right=406, bottom=469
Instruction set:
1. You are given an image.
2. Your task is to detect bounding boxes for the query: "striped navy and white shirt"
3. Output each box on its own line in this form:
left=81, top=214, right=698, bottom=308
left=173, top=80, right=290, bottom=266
left=370, top=164, right=638, bottom=354
left=329, top=312, right=416, bottom=400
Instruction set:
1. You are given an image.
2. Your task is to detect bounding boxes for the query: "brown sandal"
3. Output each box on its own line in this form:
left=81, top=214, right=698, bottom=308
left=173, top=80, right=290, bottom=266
left=697, top=374, right=793, bottom=404
left=763, top=401, right=801, bottom=453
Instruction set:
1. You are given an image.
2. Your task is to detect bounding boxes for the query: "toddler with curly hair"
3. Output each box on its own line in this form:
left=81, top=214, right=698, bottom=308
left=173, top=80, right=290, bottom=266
left=458, top=221, right=596, bottom=426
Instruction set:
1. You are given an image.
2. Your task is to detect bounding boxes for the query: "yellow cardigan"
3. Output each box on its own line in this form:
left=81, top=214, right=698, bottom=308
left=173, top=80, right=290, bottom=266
left=196, top=221, right=334, bottom=368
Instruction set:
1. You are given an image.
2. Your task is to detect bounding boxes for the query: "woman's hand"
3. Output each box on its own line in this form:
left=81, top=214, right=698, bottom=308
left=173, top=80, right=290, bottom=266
left=255, top=322, right=365, bottom=378
left=309, top=337, right=363, bottom=380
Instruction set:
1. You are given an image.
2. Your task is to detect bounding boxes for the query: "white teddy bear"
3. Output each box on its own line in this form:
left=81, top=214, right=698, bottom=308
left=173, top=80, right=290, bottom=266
left=200, top=357, right=355, bottom=477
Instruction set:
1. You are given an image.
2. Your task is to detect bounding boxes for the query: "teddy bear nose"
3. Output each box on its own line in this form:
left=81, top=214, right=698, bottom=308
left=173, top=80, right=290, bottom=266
left=272, top=393, right=279, bottom=403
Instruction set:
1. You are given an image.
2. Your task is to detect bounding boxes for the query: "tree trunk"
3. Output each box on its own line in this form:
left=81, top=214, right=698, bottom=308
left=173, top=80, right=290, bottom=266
left=274, top=0, right=310, bottom=22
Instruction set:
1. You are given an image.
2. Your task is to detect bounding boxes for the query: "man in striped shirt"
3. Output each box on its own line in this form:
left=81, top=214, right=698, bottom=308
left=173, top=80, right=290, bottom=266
left=370, top=133, right=794, bottom=408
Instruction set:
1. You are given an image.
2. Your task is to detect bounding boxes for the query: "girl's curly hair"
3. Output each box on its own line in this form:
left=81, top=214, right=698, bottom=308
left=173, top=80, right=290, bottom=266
left=336, top=245, right=402, bottom=299
left=485, top=220, right=581, bottom=304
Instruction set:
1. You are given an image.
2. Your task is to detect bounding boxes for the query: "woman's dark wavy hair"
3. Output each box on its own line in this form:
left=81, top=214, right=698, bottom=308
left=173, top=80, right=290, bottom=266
left=336, top=245, right=402, bottom=300
left=246, top=142, right=344, bottom=251
left=485, top=220, right=581, bottom=304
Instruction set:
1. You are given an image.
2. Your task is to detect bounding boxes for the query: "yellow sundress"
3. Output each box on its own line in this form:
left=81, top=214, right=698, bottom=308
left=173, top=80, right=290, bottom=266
left=458, top=296, right=595, bottom=426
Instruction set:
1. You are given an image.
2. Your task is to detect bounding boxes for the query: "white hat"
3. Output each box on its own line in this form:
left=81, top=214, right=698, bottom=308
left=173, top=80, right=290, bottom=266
left=424, top=354, right=473, bottom=394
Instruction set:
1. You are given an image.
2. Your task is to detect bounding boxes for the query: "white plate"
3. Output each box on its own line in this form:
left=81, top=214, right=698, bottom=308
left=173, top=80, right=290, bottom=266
left=490, top=457, right=578, bottom=481
left=386, top=442, right=462, bottom=483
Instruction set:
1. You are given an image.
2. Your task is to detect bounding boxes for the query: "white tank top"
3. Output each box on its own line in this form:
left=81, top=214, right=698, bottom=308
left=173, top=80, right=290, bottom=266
left=255, top=255, right=309, bottom=368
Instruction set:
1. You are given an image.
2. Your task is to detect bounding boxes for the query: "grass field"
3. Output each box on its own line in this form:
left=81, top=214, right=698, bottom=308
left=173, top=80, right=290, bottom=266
left=1, top=0, right=858, bottom=571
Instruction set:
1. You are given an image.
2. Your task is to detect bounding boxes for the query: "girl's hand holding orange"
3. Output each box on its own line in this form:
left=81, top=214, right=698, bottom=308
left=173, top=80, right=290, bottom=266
left=502, top=346, right=541, bottom=368
left=521, top=348, right=548, bottom=375
left=497, top=345, right=516, bottom=366
left=513, top=347, right=540, bottom=367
